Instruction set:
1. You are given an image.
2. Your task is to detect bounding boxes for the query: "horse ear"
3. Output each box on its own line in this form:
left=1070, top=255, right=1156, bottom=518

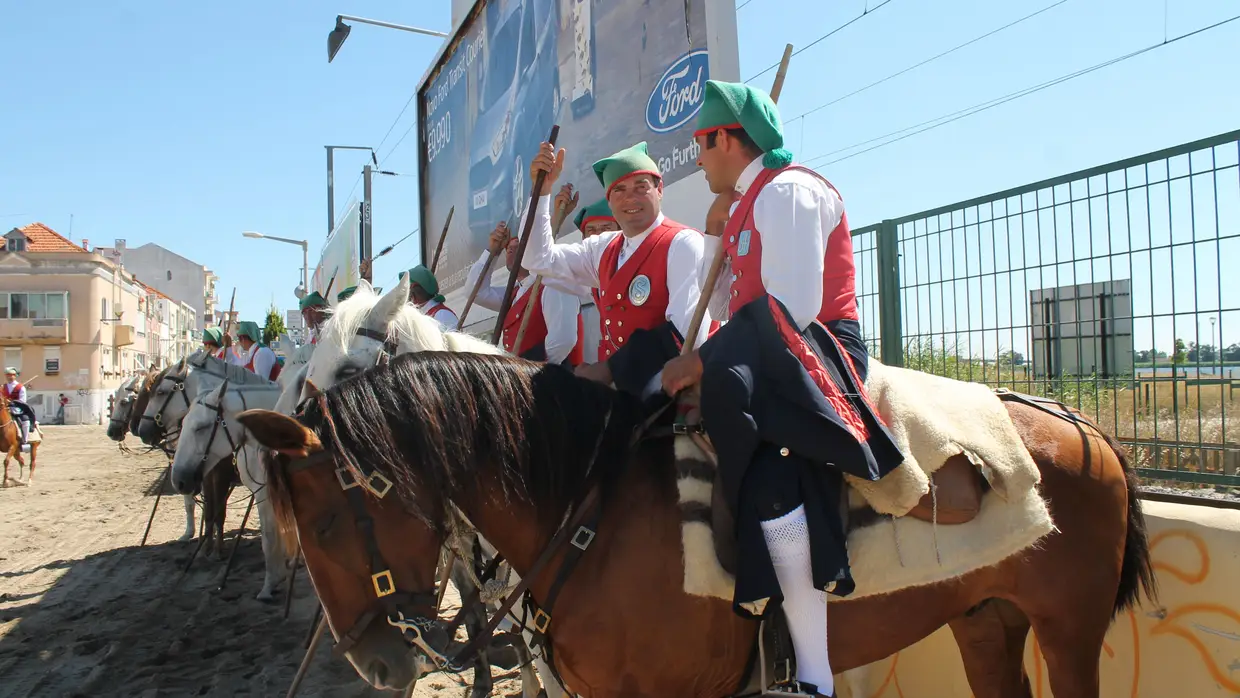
left=304, top=379, right=322, bottom=397
left=237, top=409, right=323, bottom=456
left=363, top=275, right=409, bottom=333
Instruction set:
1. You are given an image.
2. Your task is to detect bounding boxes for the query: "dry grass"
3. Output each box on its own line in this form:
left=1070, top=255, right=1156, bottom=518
left=901, top=338, right=1240, bottom=488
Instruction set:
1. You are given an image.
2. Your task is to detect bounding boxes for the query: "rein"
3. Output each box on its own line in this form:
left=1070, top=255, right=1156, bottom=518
left=281, top=384, right=674, bottom=677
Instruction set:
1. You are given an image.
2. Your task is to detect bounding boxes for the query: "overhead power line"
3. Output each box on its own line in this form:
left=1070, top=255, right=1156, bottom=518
left=375, top=91, right=419, bottom=161
left=801, top=12, right=1240, bottom=168
left=785, top=0, right=1071, bottom=123
left=745, top=0, right=896, bottom=84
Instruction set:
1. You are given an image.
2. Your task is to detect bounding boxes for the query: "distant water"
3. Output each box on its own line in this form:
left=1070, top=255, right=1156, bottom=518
left=1134, top=366, right=1237, bottom=378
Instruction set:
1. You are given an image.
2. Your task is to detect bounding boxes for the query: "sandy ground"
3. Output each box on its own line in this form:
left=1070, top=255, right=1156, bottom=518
left=0, top=426, right=524, bottom=697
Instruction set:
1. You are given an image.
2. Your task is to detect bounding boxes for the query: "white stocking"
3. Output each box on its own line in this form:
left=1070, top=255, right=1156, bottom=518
left=761, top=505, right=833, bottom=695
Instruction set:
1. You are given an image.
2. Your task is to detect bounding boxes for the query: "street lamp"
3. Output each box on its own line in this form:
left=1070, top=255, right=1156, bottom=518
left=242, top=232, right=309, bottom=295
left=327, top=15, right=448, bottom=63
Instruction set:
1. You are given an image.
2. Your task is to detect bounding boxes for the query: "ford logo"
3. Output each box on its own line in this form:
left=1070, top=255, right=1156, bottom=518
left=646, top=50, right=710, bottom=134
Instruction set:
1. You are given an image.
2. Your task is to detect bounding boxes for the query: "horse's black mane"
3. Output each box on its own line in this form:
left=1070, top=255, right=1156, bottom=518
left=285, top=351, right=645, bottom=532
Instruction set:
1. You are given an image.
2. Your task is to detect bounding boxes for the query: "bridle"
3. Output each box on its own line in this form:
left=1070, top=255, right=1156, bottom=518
left=141, top=357, right=234, bottom=441
left=280, top=366, right=646, bottom=679
left=196, top=378, right=249, bottom=470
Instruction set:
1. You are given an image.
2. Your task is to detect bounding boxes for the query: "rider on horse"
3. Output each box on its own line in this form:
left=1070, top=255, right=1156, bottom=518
left=524, top=141, right=712, bottom=396
left=661, top=80, right=906, bottom=697
left=404, top=266, right=460, bottom=330
left=299, top=291, right=329, bottom=345
left=230, top=321, right=280, bottom=381
left=202, top=327, right=227, bottom=359
left=3, top=367, right=37, bottom=445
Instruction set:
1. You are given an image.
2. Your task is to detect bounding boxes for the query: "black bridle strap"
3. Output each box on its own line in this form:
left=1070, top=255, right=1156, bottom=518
left=355, top=326, right=399, bottom=357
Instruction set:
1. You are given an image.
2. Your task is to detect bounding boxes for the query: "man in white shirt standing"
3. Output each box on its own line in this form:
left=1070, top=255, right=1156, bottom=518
left=523, top=141, right=710, bottom=397
left=465, top=221, right=585, bottom=366
left=660, top=80, right=905, bottom=698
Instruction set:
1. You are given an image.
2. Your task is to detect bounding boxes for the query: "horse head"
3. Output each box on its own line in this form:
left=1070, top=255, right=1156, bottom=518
left=138, top=357, right=191, bottom=445
left=107, top=374, right=142, bottom=441
left=238, top=404, right=444, bottom=691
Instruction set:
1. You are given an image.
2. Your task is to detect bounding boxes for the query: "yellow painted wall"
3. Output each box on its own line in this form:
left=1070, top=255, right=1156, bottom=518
left=837, top=500, right=1240, bottom=698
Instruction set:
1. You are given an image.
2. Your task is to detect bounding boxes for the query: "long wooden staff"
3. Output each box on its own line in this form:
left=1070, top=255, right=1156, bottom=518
left=429, top=206, right=455, bottom=274
left=510, top=275, right=544, bottom=353
left=491, top=125, right=561, bottom=344
left=456, top=249, right=496, bottom=331
left=220, top=288, right=237, bottom=351
left=679, top=44, right=793, bottom=356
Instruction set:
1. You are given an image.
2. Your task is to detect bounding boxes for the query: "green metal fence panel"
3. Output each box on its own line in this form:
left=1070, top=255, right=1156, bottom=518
left=850, top=129, right=1240, bottom=489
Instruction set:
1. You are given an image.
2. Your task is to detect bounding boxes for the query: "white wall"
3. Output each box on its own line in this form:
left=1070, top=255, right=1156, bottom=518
left=105, top=244, right=211, bottom=331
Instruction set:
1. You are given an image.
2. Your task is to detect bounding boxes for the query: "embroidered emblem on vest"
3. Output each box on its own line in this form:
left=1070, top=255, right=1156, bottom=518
left=628, top=274, right=652, bottom=306
left=737, top=230, right=752, bottom=257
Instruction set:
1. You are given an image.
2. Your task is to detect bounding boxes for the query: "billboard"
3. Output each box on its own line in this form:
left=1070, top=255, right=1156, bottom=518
left=312, top=201, right=360, bottom=299
left=1030, top=280, right=1135, bottom=378
left=418, top=0, right=730, bottom=299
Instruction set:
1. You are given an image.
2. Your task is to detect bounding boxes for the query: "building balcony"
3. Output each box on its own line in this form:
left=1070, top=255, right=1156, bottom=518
left=0, top=318, right=69, bottom=344
left=114, top=324, right=136, bottom=346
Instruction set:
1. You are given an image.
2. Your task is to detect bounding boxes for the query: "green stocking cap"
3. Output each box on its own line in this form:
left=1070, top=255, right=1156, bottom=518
left=573, top=198, right=617, bottom=231
left=402, top=265, right=446, bottom=303
left=694, top=80, right=793, bottom=169
left=237, top=321, right=263, bottom=345
left=202, top=327, right=223, bottom=346
left=592, top=142, right=661, bottom=197
left=337, top=286, right=358, bottom=302
left=298, top=291, right=327, bottom=311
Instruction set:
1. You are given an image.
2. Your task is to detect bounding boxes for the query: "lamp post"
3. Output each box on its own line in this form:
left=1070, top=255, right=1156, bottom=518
left=327, top=15, right=448, bottom=62
left=242, top=232, right=309, bottom=294
left=325, top=145, right=375, bottom=236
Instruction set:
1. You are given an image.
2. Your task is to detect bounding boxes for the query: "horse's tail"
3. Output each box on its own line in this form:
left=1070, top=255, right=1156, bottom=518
left=1101, top=431, right=1158, bottom=616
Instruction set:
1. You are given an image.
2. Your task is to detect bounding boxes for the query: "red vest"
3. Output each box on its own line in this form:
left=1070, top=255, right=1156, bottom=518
left=503, top=285, right=586, bottom=366
left=423, top=300, right=457, bottom=320
left=596, top=220, right=685, bottom=359
left=245, top=349, right=282, bottom=381
left=2, top=382, right=22, bottom=401
left=722, top=165, right=858, bottom=324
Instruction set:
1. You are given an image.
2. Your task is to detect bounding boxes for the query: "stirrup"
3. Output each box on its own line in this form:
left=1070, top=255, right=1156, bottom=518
left=762, top=682, right=830, bottom=698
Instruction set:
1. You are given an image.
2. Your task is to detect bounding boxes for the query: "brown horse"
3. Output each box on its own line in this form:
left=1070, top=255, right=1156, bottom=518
left=0, top=392, right=40, bottom=485
left=238, top=351, right=1156, bottom=698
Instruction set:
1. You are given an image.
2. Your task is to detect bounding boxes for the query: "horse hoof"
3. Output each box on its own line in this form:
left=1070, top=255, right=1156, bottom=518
left=177, top=533, right=194, bottom=542
left=256, top=590, right=277, bottom=603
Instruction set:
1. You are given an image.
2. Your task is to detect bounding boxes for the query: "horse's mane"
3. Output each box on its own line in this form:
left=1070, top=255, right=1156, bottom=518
left=322, top=285, right=503, bottom=356
left=186, top=350, right=276, bottom=386
left=266, top=352, right=642, bottom=537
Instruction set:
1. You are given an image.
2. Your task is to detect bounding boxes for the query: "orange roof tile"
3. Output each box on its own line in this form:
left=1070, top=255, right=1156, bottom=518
left=15, top=223, right=89, bottom=253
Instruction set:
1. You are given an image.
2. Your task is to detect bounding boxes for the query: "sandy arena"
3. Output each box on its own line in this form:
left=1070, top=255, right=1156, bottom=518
left=0, top=425, right=524, bottom=697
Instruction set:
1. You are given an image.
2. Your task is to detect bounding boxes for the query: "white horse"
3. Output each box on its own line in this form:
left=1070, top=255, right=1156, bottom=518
left=106, top=371, right=196, bottom=542
left=301, top=277, right=567, bottom=698
left=169, top=374, right=291, bottom=595
left=136, top=350, right=275, bottom=447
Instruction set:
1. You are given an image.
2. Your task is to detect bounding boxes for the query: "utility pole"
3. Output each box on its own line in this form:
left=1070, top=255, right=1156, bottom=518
left=361, top=164, right=373, bottom=283
left=325, top=145, right=375, bottom=235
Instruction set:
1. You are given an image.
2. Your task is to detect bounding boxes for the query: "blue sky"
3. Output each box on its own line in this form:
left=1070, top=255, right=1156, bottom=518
left=3, top=0, right=1238, bottom=340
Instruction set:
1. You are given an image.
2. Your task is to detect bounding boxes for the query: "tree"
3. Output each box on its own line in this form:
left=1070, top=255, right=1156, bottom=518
left=998, top=350, right=1025, bottom=367
left=262, top=304, right=286, bottom=346
left=1135, top=349, right=1151, bottom=363
left=1173, top=338, right=1188, bottom=366
left=1226, top=343, right=1240, bottom=363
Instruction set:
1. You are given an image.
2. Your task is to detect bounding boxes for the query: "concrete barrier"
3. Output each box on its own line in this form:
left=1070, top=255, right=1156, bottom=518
left=836, top=500, right=1240, bottom=697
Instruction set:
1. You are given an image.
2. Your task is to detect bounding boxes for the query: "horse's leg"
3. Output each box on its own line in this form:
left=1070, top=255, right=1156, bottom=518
left=25, top=443, right=36, bottom=482
left=465, top=541, right=493, bottom=698
left=948, top=599, right=1033, bottom=698
left=255, top=495, right=287, bottom=601
left=180, top=494, right=196, bottom=542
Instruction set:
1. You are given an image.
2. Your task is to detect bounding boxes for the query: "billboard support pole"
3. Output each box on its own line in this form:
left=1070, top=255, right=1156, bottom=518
left=326, top=148, right=335, bottom=236
left=678, top=43, right=792, bottom=358
left=361, top=164, right=374, bottom=283
left=491, top=125, right=561, bottom=346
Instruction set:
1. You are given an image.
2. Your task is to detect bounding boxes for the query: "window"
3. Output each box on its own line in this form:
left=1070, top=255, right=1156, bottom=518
left=46, top=293, right=65, bottom=320
left=4, top=348, right=21, bottom=375
left=6, top=238, right=25, bottom=252
left=167, top=270, right=172, bottom=281
left=0, top=293, right=8, bottom=320
left=44, top=346, right=60, bottom=374
left=10, top=293, right=28, bottom=319
left=27, top=294, right=45, bottom=320
left=101, top=298, right=109, bottom=320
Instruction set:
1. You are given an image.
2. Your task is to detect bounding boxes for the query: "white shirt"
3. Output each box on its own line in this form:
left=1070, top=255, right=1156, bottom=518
left=5, top=381, right=26, bottom=403
left=232, top=343, right=277, bottom=378
left=465, top=251, right=583, bottom=364
left=420, top=301, right=459, bottom=330
left=703, top=157, right=846, bottom=331
left=522, top=194, right=710, bottom=348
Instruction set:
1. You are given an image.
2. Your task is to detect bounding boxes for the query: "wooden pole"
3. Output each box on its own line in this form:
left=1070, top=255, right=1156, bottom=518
left=429, top=206, right=455, bottom=274
left=491, top=125, right=561, bottom=345
left=286, top=616, right=328, bottom=698
left=679, top=44, right=793, bottom=357
left=510, top=276, right=543, bottom=354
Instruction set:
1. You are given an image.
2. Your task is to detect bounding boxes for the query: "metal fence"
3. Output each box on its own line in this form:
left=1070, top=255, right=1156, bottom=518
left=851, top=128, right=1240, bottom=488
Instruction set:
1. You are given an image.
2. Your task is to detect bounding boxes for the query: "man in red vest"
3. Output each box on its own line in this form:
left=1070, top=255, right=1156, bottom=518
left=524, top=141, right=710, bottom=396
left=661, top=80, right=905, bottom=698
left=466, top=221, right=585, bottom=366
